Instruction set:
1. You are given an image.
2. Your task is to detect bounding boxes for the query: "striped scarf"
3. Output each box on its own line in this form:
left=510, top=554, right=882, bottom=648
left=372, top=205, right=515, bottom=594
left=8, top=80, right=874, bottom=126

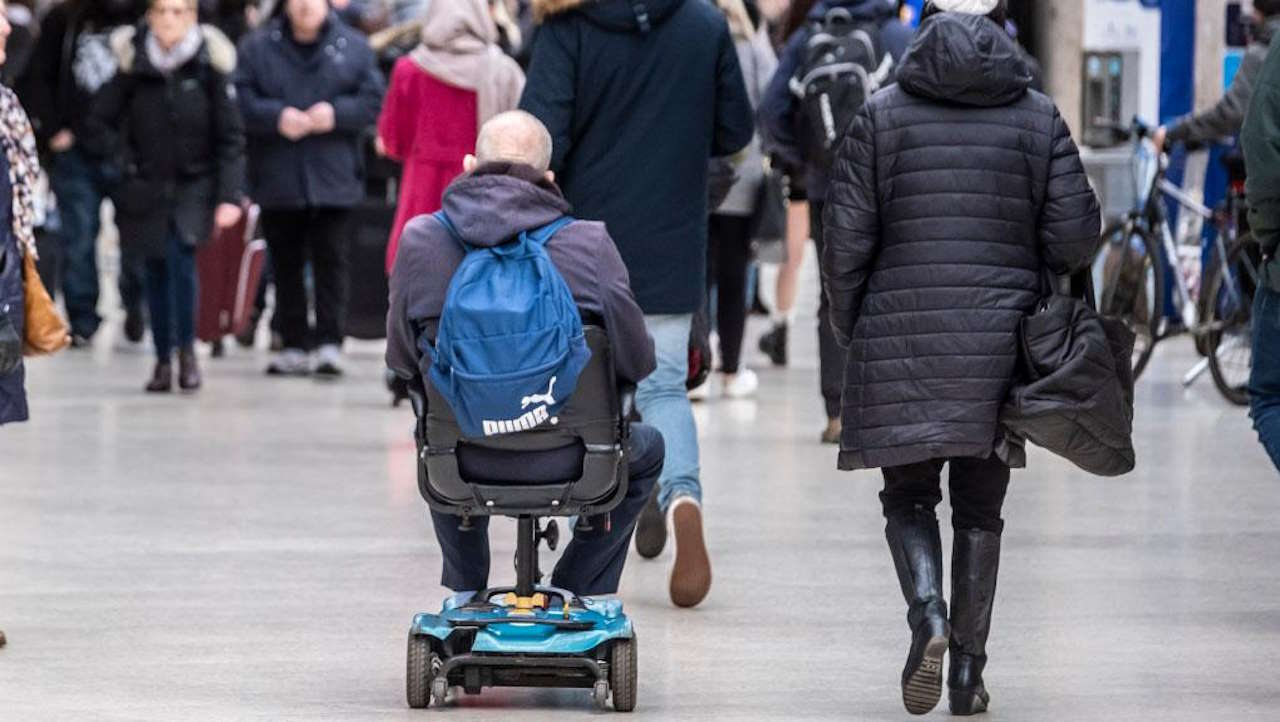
left=0, top=86, right=38, bottom=259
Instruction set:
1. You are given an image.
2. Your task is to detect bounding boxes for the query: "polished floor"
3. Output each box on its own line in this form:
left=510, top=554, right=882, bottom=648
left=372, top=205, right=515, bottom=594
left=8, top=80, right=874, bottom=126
left=1, top=298, right=1278, bottom=720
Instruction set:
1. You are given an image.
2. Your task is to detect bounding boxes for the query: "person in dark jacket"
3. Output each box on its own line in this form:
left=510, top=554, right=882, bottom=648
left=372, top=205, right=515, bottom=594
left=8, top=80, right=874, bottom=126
left=520, top=0, right=753, bottom=610
left=17, top=0, right=147, bottom=346
left=0, top=0, right=31, bottom=650
left=86, top=0, right=245, bottom=393
left=1242, top=27, right=1280, bottom=472
left=234, top=0, right=383, bottom=377
left=1156, top=1, right=1280, bottom=150
left=1, top=0, right=36, bottom=429
left=757, top=0, right=913, bottom=445
left=822, top=1, right=1101, bottom=714
left=199, top=0, right=252, bottom=44
left=386, top=111, right=663, bottom=597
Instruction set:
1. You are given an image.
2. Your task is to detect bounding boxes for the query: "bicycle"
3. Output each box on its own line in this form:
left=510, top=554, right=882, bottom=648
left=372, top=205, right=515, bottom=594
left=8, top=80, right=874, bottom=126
left=1090, top=117, right=1262, bottom=406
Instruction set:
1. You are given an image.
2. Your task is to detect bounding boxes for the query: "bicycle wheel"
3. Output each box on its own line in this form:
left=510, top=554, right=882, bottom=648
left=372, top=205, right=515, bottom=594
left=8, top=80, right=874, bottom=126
left=1092, top=218, right=1163, bottom=379
left=1205, top=234, right=1262, bottom=406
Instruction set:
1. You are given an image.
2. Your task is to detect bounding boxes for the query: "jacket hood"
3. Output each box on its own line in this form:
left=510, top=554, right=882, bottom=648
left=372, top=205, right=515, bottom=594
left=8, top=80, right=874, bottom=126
left=534, top=0, right=685, bottom=31
left=111, top=24, right=237, bottom=75
left=440, top=164, right=573, bottom=248
left=808, top=0, right=898, bottom=22
left=896, top=13, right=1032, bottom=107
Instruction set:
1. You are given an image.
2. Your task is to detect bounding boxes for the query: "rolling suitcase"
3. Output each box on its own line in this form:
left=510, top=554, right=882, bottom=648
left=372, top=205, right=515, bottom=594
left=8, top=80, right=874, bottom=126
left=196, top=203, right=267, bottom=344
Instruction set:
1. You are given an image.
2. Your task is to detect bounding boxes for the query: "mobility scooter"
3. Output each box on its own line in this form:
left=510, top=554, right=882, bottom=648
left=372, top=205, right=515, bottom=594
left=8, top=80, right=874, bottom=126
left=406, top=326, right=639, bottom=712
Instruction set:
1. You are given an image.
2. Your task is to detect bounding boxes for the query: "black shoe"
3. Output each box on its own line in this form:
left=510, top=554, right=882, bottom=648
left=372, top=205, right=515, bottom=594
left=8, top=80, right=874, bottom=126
left=178, top=347, right=202, bottom=392
left=948, top=528, right=1001, bottom=716
left=145, top=360, right=173, bottom=393
left=886, top=507, right=950, bottom=716
left=69, top=334, right=92, bottom=349
left=757, top=322, right=788, bottom=367
left=634, top=486, right=666, bottom=559
left=124, top=308, right=146, bottom=344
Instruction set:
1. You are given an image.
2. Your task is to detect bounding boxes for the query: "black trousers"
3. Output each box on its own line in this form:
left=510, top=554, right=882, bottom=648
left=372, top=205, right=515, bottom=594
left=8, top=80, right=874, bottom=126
left=707, top=214, right=753, bottom=374
left=429, top=424, right=664, bottom=596
left=809, top=200, right=843, bottom=420
left=260, top=207, right=353, bottom=350
left=880, top=455, right=1012, bottom=534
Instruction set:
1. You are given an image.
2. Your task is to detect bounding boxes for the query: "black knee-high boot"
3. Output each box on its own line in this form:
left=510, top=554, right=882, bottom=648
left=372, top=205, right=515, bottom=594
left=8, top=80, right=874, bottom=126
left=886, top=506, right=950, bottom=715
left=948, top=528, right=1001, bottom=716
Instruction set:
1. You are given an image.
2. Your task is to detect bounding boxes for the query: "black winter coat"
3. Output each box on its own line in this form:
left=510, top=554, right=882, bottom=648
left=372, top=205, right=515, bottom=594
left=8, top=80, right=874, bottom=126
left=822, top=13, right=1102, bottom=471
left=234, top=15, right=384, bottom=210
left=520, top=0, right=755, bottom=314
left=85, top=25, right=246, bottom=259
left=17, top=0, right=144, bottom=152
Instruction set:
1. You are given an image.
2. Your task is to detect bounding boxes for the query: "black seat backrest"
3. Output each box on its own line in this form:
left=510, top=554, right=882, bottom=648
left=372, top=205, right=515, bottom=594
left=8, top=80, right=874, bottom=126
left=419, top=326, right=628, bottom=519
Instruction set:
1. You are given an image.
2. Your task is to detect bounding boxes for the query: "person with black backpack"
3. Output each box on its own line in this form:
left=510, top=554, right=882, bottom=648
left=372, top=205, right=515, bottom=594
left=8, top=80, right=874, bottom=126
left=758, top=0, right=912, bottom=445
left=386, top=111, right=664, bottom=600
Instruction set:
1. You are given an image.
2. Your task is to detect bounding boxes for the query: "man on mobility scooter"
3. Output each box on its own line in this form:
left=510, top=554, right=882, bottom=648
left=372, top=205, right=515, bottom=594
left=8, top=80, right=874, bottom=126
left=386, top=111, right=662, bottom=712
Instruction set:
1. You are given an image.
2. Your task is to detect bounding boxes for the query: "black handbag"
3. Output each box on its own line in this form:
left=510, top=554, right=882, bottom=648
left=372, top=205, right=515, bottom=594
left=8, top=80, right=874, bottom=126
left=999, top=270, right=1137, bottom=476
left=749, top=163, right=788, bottom=263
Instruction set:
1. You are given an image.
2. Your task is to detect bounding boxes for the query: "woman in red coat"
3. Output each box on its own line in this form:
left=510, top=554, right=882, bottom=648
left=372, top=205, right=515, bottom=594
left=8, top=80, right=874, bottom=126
left=377, top=0, right=524, bottom=273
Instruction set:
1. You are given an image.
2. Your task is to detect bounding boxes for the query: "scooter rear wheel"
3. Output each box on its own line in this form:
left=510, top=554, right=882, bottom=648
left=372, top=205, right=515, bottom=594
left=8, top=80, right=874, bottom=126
left=609, top=637, right=638, bottom=712
left=406, top=635, right=435, bottom=709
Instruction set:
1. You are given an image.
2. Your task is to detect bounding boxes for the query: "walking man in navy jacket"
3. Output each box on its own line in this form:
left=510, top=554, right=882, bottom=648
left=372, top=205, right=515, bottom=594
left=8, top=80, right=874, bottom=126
left=520, top=0, right=754, bottom=609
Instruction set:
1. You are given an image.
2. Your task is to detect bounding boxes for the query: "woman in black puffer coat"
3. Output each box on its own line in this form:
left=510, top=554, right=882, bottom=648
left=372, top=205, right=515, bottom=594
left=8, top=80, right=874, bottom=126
left=85, top=0, right=245, bottom=393
left=822, top=1, right=1101, bottom=715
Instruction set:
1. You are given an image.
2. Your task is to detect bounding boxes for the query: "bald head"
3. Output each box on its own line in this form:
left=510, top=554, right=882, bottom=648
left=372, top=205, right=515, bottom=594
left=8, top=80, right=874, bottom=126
left=473, top=111, right=554, bottom=173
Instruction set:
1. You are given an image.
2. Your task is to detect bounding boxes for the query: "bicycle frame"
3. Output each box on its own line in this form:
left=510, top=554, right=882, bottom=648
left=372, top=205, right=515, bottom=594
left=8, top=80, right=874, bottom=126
left=1129, top=137, right=1241, bottom=333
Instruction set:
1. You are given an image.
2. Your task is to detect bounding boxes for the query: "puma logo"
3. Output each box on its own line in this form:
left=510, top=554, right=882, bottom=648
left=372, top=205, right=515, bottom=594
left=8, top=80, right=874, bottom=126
left=521, top=376, right=557, bottom=410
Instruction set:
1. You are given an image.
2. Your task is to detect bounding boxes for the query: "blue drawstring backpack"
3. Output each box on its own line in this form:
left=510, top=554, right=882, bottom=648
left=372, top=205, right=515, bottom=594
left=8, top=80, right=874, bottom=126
left=425, top=211, right=592, bottom=438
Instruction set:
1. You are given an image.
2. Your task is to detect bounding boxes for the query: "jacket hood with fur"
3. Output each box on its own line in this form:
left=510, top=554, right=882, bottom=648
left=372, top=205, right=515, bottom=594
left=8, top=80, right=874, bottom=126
left=110, top=24, right=237, bottom=75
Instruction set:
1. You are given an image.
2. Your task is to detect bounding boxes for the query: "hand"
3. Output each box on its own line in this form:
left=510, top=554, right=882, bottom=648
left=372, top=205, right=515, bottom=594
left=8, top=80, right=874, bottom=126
left=305, top=102, right=336, bottom=134
left=1152, top=126, right=1168, bottom=153
left=278, top=107, right=314, bottom=141
left=49, top=129, right=75, bottom=153
left=374, top=135, right=387, bottom=157
left=214, top=202, right=243, bottom=230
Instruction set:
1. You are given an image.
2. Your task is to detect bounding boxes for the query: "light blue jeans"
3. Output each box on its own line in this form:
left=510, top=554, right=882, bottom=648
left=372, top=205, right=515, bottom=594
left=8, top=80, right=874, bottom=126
left=636, top=314, right=701, bottom=511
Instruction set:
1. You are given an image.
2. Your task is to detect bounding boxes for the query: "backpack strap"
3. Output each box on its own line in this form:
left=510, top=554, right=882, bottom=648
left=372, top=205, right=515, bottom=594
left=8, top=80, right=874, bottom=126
left=522, top=216, right=576, bottom=246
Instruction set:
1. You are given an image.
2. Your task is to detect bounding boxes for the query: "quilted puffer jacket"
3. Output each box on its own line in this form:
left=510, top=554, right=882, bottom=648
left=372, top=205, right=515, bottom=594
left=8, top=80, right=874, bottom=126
left=822, top=12, right=1102, bottom=471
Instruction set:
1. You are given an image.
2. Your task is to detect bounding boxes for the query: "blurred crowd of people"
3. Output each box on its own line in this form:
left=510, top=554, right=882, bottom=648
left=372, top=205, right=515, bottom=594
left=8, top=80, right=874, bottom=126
left=0, top=2, right=1185, bottom=714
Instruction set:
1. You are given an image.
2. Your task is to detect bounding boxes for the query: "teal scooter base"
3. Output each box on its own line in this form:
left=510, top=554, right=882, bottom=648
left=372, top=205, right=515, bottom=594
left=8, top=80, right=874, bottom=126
left=406, top=587, right=638, bottom=711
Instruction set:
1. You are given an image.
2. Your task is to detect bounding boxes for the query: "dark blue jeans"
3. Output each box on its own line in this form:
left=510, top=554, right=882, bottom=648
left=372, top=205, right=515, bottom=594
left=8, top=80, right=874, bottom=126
left=430, top=423, right=664, bottom=596
left=1250, top=287, right=1280, bottom=471
left=50, top=148, right=144, bottom=338
left=145, top=227, right=197, bottom=360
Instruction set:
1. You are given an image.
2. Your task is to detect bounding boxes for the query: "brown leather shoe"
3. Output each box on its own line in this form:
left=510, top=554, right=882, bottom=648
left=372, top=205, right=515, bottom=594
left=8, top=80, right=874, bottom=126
left=178, top=347, right=201, bottom=391
left=145, top=361, right=173, bottom=393
left=668, top=498, right=712, bottom=608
